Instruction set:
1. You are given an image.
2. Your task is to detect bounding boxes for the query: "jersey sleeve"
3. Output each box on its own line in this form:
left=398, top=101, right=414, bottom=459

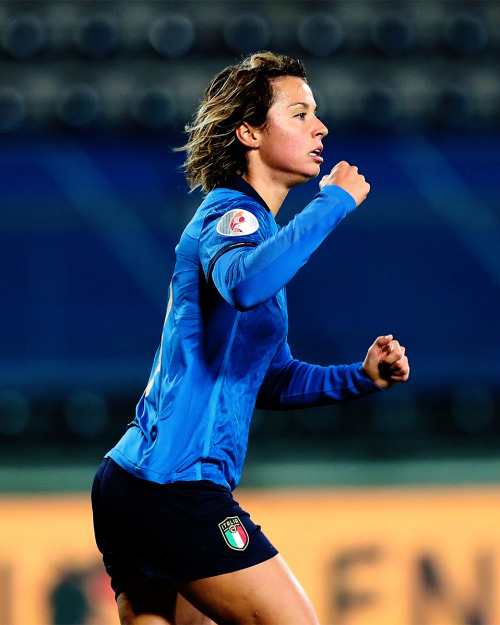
left=256, top=341, right=382, bottom=410
left=198, top=197, right=271, bottom=281
left=211, top=185, right=357, bottom=311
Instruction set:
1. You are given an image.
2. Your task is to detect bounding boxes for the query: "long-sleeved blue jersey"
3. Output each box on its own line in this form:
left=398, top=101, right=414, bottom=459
left=107, top=176, right=381, bottom=490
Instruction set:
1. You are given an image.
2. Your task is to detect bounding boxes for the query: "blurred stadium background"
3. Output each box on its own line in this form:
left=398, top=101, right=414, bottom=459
left=1, top=1, right=500, bottom=623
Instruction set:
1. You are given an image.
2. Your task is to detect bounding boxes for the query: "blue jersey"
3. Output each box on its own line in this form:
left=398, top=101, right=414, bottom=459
left=107, top=177, right=380, bottom=490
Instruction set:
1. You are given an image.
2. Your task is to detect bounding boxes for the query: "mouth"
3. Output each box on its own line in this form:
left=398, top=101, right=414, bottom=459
left=308, top=147, right=323, bottom=163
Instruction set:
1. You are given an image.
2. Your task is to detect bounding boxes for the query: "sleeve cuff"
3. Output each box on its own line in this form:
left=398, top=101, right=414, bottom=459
left=318, top=184, right=357, bottom=214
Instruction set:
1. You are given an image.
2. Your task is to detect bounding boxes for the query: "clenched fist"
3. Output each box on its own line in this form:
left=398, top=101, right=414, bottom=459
left=363, top=335, right=410, bottom=389
left=319, top=161, right=370, bottom=207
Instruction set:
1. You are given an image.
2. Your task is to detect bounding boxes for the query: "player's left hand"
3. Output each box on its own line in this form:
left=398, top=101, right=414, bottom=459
left=362, top=335, right=410, bottom=389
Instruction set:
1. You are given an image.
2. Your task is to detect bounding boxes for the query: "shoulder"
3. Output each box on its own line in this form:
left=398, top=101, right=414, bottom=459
left=201, top=189, right=270, bottom=231
left=202, top=188, right=266, bottom=215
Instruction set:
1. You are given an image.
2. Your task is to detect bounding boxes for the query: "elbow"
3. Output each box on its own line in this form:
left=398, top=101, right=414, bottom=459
left=214, top=268, right=262, bottom=311
left=217, top=283, right=260, bottom=311
left=232, top=288, right=261, bottom=311
left=217, top=274, right=267, bottom=310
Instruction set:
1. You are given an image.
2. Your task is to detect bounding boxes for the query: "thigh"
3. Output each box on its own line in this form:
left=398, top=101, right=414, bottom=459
left=177, top=554, right=319, bottom=625
left=117, top=577, right=212, bottom=625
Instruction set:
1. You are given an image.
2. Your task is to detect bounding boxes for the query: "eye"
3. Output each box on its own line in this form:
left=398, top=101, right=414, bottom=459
left=295, top=112, right=306, bottom=120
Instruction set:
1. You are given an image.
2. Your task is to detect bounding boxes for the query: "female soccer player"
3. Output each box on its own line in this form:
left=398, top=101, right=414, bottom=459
left=92, top=52, right=410, bottom=625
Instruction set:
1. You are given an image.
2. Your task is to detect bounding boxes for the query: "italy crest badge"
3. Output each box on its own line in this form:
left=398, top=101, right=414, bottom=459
left=218, top=516, right=249, bottom=551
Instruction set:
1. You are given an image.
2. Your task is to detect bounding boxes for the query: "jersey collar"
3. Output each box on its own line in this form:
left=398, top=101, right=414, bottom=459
left=222, top=174, right=270, bottom=213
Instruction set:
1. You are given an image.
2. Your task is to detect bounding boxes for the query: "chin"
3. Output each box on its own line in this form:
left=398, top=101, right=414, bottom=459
left=284, top=166, right=321, bottom=188
left=304, top=168, right=321, bottom=182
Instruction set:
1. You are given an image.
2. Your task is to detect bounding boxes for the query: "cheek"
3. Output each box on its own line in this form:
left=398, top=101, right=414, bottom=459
left=261, top=134, right=290, bottom=163
left=260, top=122, right=302, bottom=165
left=274, top=132, right=300, bottom=159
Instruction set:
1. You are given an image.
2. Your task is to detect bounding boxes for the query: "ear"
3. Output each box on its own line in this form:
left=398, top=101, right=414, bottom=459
left=235, top=122, right=260, bottom=148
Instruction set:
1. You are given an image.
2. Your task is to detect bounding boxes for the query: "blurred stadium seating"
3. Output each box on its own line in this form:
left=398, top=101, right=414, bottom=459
left=0, top=0, right=499, bottom=131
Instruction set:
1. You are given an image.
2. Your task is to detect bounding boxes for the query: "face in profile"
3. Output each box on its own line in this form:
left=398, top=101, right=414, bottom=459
left=256, top=76, right=329, bottom=187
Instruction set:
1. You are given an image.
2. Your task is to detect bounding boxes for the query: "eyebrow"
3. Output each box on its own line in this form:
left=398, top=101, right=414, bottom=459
left=287, top=101, right=317, bottom=112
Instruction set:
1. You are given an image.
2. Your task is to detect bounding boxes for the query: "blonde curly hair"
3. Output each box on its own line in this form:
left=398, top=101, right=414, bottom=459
left=177, top=51, right=307, bottom=193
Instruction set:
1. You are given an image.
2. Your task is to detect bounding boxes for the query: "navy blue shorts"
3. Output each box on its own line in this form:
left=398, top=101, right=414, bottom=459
left=91, top=458, right=278, bottom=597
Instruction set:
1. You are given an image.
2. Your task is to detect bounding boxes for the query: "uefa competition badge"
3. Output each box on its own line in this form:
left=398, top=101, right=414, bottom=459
left=216, top=209, right=259, bottom=236
left=218, top=516, right=249, bottom=551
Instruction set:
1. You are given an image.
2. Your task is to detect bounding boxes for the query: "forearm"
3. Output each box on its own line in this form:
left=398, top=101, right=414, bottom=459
left=257, top=359, right=381, bottom=410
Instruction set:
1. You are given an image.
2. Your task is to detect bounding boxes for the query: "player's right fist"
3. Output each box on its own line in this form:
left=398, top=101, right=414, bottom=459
left=319, top=161, right=370, bottom=207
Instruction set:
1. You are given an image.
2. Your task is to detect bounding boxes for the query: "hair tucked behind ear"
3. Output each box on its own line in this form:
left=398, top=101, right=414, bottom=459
left=176, top=52, right=307, bottom=193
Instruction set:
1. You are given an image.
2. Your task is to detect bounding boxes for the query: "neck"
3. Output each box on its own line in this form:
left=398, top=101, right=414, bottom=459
left=241, top=170, right=289, bottom=217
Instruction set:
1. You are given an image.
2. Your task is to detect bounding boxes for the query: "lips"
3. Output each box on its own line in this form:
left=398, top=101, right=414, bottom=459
left=309, top=147, right=323, bottom=163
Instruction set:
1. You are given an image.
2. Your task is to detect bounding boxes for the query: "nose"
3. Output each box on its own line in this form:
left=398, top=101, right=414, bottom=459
left=314, top=116, right=328, bottom=138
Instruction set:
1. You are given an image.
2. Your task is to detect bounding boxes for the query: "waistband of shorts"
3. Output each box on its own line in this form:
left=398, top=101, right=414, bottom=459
left=105, top=457, right=231, bottom=492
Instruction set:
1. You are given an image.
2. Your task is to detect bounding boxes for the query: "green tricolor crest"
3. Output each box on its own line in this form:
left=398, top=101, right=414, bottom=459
left=218, top=516, right=249, bottom=551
